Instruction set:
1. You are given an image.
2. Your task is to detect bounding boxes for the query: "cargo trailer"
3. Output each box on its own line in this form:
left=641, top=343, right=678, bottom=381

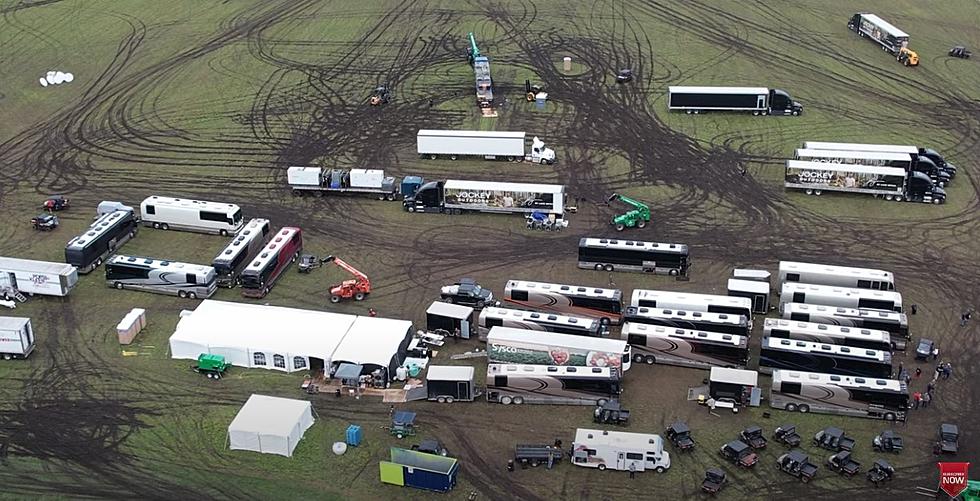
left=784, top=160, right=944, bottom=203
left=667, top=86, right=802, bottom=116
left=0, top=316, right=35, bottom=360
left=379, top=448, right=459, bottom=493
left=0, top=256, right=78, bottom=298
left=795, top=149, right=948, bottom=187
left=847, top=13, right=916, bottom=65
left=416, top=130, right=556, bottom=164
left=404, top=179, right=566, bottom=215
left=425, top=365, right=477, bottom=403
left=801, top=141, right=956, bottom=179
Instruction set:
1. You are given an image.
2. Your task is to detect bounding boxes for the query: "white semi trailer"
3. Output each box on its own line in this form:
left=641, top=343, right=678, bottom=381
left=286, top=167, right=420, bottom=200
left=416, top=130, right=556, bottom=164
left=801, top=141, right=957, bottom=179
left=785, top=160, right=945, bottom=204
left=0, top=317, right=35, bottom=359
left=0, top=256, right=79, bottom=299
left=404, top=179, right=567, bottom=216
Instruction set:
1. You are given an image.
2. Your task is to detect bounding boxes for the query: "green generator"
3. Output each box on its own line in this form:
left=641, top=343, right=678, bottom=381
left=193, top=353, right=230, bottom=380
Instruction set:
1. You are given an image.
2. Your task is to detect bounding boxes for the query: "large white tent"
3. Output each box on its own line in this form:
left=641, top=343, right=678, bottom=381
left=169, top=300, right=355, bottom=372
left=331, top=316, right=413, bottom=378
left=228, top=394, right=316, bottom=457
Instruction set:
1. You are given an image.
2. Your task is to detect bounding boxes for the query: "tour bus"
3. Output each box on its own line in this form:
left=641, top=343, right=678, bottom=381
left=770, top=369, right=909, bottom=422
left=105, top=255, right=217, bottom=299
left=577, top=238, right=690, bottom=277
left=64, top=210, right=140, bottom=274
left=759, top=337, right=892, bottom=379
left=778, top=261, right=895, bottom=291
left=781, top=303, right=909, bottom=341
left=763, top=318, right=895, bottom=352
left=623, top=306, right=750, bottom=337
left=485, top=364, right=621, bottom=406
left=211, top=218, right=271, bottom=287
left=140, top=196, right=244, bottom=236
left=486, top=326, right=632, bottom=371
left=503, top=280, right=623, bottom=325
left=240, top=227, right=303, bottom=298
left=779, top=283, right=903, bottom=313
left=477, top=306, right=605, bottom=340
left=631, top=290, right=753, bottom=325
left=571, top=429, right=671, bottom=473
left=621, top=322, right=749, bottom=369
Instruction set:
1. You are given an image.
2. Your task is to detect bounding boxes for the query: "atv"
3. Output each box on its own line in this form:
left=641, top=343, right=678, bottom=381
left=31, top=214, right=60, bottom=231
left=773, top=424, right=802, bottom=447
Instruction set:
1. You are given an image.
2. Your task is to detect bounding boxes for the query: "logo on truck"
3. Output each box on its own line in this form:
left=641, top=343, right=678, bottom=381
left=797, top=170, right=834, bottom=184
left=30, top=274, right=49, bottom=286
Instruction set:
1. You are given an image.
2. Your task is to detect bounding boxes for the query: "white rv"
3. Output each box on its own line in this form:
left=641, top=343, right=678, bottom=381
left=571, top=428, right=670, bottom=473
left=140, top=196, right=244, bottom=236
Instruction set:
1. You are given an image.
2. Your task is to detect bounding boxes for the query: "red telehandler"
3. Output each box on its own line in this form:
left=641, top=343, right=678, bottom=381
left=323, top=256, right=372, bottom=303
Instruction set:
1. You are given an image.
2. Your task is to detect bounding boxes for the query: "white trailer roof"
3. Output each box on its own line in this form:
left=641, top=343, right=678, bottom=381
left=795, top=149, right=911, bottom=162
left=0, top=316, right=30, bottom=331
left=668, top=86, right=769, bottom=95
left=733, top=269, right=771, bottom=281
left=330, top=316, right=412, bottom=368
left=0, top=256, right=76, bottom=275
left=860, top=13, right=909, bottom=38
left=141, top=195, right=240, bottom=212
left=802, top=142, right=919, bottom=154
left=444, top=179, right=564, bottom=194
left=169, top=300, right=355, bottom=362
left=418, top=129, right=526, bottom=139
left=728, top=278, right=769, bottom=294
left=785, top=160, right=906, bottom=177
left=574, top=429, right=664, bottom=450
left=426, top=365, right=475, bottom=381
left=710, top=367, right=759, bottom=386
left=426, top=301, right=474, bottom=320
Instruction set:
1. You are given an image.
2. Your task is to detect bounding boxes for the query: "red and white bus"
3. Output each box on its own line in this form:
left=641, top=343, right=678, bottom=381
left=240, top=227, right=302, bottom=298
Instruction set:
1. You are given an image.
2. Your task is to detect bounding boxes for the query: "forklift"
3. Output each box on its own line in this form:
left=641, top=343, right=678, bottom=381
left=323, top=255, right=372, bottom=303
left=607, top=193, right=651, bottom=231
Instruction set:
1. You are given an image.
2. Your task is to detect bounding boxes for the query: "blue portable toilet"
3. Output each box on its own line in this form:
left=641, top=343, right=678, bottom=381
left=346, top=424, right=362, bottom=447
left=401, top=176, right=423, bottom=199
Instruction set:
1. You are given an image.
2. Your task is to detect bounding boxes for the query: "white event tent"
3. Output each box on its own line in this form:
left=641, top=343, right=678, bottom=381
left=228, top=394, right=316, bottom=457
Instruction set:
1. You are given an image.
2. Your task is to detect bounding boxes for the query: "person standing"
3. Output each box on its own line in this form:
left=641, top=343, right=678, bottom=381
left=915, top=367, right=922, bottom=379
left=912, top=391, right=921, bottom=409
left=911, top=304, right=918, bottom=315
left=943, top=362, right=953, bottom=380
left=927, top=381, right=936, bottom=395
left=922, top=392, right=932, bottom=408
left=629, top=462, right=636, bottom=479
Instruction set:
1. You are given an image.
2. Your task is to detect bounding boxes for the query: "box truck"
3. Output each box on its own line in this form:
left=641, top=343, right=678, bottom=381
left=0, top=256, right=78, bottom=298
left=286, top=167, right=422, bottom=201
left=785, top=160, right=945, bottom=203
left=795, top=149, right=949, bottom=187
left=667, top=86, right=803, bottom=116
left=801, top=142, right=957, bottom=179
left=0, top=317, right=35, bottom=359
left=848, top=13, right=918, bottom=65
left=404, top=179, right=566, bottom=215
left=416, top=130, right=556, bottom=164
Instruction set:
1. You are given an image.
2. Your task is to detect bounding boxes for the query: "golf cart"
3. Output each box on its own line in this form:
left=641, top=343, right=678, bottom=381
left=915, top=338, right=937, bottom=360
left=192, top=353, right=230, bottom=380
left=615, top=69, right=633, bottom=84
left=827, top=450, right=861, bottom=477
left=593, top=400, right=630, bottom=425
left=866, top=459, right=895, bottom=487
left=412, top=439, right=448, bottom=456
left=740, top=425, right=767, bottom=450
left=31, top=214, right=59, bottom=231
left=773, top=424, right=802, bottom=447
left=664, top=422, right=694, bottom=451
left=42, top=195, right=70, bottom=211
left=872, top=430, right=903, bottom=453
left=935, top=423, right=959, bottom=455
left=390, top=411, right=417, bottom=439
left=701, top=467, right=728, bottom=495
left=814, top=426, right=855, bottom=452
left=949, top=46, right=972, bottom=59
left=719, top=440, right=757, bottom=468
left=776, top=450, right=819, bottom=483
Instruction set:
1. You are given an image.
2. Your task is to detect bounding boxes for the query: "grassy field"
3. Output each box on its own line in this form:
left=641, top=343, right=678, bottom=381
left=1, top=0, right=979, bottom=499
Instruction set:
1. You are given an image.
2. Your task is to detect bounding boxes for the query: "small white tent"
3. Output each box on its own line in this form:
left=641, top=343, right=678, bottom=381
left=228, top=395, right=316, bottom=457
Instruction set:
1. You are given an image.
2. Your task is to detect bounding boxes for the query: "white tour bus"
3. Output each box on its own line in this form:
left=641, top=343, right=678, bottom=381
left=571, top=429, right=671, bottom=473
left=770, top=369, right=909, bottom=422
left=486, top=326, right=631, bottom=371
left=759, top=337, right=893, bottom=379
left=478, top=306, right=604, bottom=340
left=211, top=218, right=271, bottom=287
left=631, top=290, right=753, bottom=326
left=105, top=255, right=217, bottom=299
left=140, top=196, right=244, bottom=236
left=778, top=261, right=895, bottom=291
left=621, top=322, right=749, bottom=369
left=780, top=283, right=903, bottom=313
left=623, top=305, right=750, bottom=337
left=763, top=318, right=894, bottom=352
left=504, top=280, right=624, bottom=325
left=485, top=364, right=621, bottom=406
left=781, top=303, right=909, bottom=341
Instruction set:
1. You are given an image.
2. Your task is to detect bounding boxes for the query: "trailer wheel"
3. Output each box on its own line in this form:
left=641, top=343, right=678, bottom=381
left=530, top=459, right=540, bottom=467
left=206, top=372, right=213, bottom=379
left=884, top=194, right=894, bottom=201
left=594, top=264, right=603, bottom=271
left=354, top=292, right=365, bottom=301
left=604, top=264, right=614, bottom=272
left=894, top=195, right=904, bottom=202
left=450, top=155, right=458, bottom=161
left=507, top=156, right=516, bottom=162
left=615, top=223, right=625, bottom=231
left=161, top=223, right=169, bottom=230
left=813, top=190, right=822, bottom=196
left=801, top=476, right=810, bottom=484
left=645, top=355, right=656, bottom=365
left=446, top=396, right=454, bottom=403
left=762, top=110, right=769, bottom=116
left=633, top=354, right=644, bottom=363
left=805, top=189, right=813, bottom=195
left=3, top=354, right=12, bottom=360
left=437, top=397, right=446, bottom=403
left=115, top=282, right=123, bottom=289
left=153, top=222, right=161, bottom=229
left=752, top=111, right=760, bottom=116
left=429, top=154, right=437, bottom=160
left=686, top=110, right=693, bottom=115
left=220, top=229, right=228, bottom=237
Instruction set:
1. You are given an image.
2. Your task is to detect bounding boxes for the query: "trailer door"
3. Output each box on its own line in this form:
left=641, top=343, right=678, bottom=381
left=757, top=95, right=766, bottom=110
left=617, top=452, right=627, bottom=470
left=457, top=381, right=471, bottom=400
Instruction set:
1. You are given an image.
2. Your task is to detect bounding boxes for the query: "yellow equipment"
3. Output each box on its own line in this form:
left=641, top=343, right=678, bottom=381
left=898, top=47, right=919, bottom=66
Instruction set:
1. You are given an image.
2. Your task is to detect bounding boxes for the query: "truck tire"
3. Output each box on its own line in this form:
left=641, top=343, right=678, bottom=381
left=450, top=155, right=458, bottom=160
left=799, top=404, right=810, bottom=413
left=656, top=466, right=665, bottom=473
left=153, top=222, right=161, bottom=229
left=633, top=354, right=644, bottom=363
left=637, top=220, right=646, bottom=228
left=604, top=264, right=614, bottom=272
left=598, top=464, right=606, bottom=471
left=792, top=110, right=800, bottom=116
left=894, top=195, right=904, bottom=202
left=115, top=282, right=123, bottom=289
left=594, top=264, right=604, bottom=271
left=501, top=396, right=513, bottom=405
left=814, top=190, right=822, bottom=196
left=3, top=354, right=12, bottom=360
left=330, top=295, right=341, bottom=303
left=220, top=229, right=228, bottom=237
left=507, top=156, right=515, bottom=162
left=615, top=223, right=625, bottom=231
left=933, top=198, right=942, bottom=204
left=645, top=355, right=656, bottom=365
left=785, top=403, right=798, bottom=412
left=407, top=206, right=415, bottom=212
left=354, top=292, right=365, bottom=301
left=805, top=189, right=814, bottom=195
left=429, top=154, right=437, bottom=160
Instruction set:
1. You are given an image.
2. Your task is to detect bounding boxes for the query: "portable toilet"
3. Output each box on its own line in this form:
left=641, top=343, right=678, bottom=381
left=346, top=424, right=362, bottom=447
left=401, top=176, right=424, bottom=199
left=329, top=169, right=344, bottom=188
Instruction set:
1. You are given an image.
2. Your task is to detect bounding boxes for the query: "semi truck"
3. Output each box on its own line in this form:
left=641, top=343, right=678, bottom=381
left=0, top=316, right=35, bottom=360
left=802, top=141, right=957, bottom=179
left=0, top=256, right=79, bottom=299
left=785, top=160, right=945, bottom=204
left=404, top=179, right=566, bottom=215
left=416, top=130, right=556, bottom=164
left=795, top=149, right=949, bottom=187
left=667, top=86, right=803, bottom=116
left=286, top=167, right=423, bottom=200
left=847, top=13, right=918, bottom=66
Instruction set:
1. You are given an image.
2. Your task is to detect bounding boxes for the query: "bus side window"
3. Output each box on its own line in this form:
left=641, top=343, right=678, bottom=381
left=186, top=273, right=197, bottom=284
left=511, top=290, right=529, bottom=301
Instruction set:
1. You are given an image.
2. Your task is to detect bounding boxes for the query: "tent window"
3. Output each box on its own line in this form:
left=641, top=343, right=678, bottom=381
left=253, top=352, right=266, bottom=366
left=293, top=357, right=307, bottom=370
left=274, top=354, right=286, bottom=368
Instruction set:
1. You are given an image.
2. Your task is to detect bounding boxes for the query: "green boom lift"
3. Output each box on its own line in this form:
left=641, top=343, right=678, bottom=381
left=467, top=32, right=480, bottom=64
left=607, top=193, right=651, bottom=231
